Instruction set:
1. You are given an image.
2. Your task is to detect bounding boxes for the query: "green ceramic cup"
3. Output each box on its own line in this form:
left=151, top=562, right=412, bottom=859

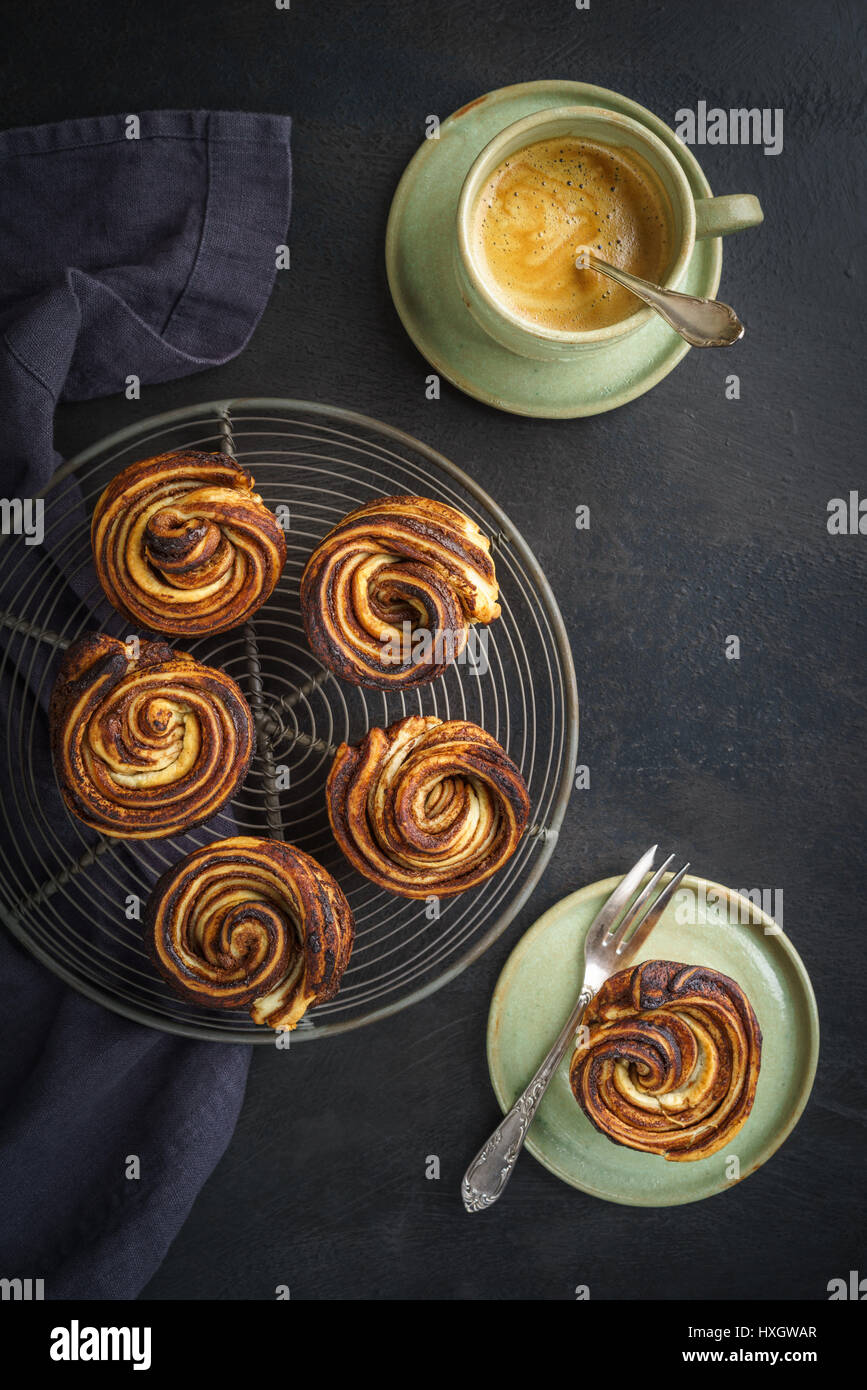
left=455, top=105, right=764, bottom=361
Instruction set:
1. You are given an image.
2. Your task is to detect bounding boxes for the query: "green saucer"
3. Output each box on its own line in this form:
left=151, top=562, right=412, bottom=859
left=386, top=80, right=723, bottom=417
left=487, top=873, right=819, bottom=1206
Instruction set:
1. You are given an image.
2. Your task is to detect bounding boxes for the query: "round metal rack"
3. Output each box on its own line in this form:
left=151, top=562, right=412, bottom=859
left=0, top=400, right=578, bottom=1041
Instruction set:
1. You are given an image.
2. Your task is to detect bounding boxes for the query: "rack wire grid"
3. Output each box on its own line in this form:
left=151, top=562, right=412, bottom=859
left=0, top=400, right=579, bottom=1042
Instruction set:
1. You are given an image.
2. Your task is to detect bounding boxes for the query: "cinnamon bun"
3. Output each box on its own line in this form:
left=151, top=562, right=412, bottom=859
left=300, top=495, right=500, bottom=688
left=50, top=633, right=254, bottom=838
left=145, top=836, right=354, bottom=1028
left=570, top=959, right=762, bottom=1162
left=326, top=715, right=530, bottom=897
left=91, top=450, right=286, bottom=634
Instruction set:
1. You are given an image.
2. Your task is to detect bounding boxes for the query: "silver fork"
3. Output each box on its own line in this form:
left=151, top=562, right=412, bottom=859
left=461, top=846, right=690, bottom=1212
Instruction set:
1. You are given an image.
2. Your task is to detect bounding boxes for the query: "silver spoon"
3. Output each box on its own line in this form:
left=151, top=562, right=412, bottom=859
left=575, top=248, right=744, bottom=347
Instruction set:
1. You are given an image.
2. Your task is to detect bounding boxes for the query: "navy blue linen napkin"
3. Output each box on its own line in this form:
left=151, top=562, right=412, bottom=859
left=0, top=110, right=292, bottom=1298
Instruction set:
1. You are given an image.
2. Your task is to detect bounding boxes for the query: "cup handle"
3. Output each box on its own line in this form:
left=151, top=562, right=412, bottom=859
left=694, top=194, right=764, bottom=239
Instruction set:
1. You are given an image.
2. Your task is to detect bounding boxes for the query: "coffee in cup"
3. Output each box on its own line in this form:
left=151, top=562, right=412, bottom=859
left=455, top=104, right=764, bottom=361
left=471, top=135, right=673, bottom=333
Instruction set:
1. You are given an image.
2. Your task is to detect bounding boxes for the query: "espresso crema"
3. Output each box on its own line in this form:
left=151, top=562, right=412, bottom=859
left=472, top=136, right=673, bottom=332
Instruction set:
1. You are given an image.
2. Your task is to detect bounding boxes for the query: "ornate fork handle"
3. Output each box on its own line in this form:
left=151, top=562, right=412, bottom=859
left=461, top=985, right=595, bottom=1211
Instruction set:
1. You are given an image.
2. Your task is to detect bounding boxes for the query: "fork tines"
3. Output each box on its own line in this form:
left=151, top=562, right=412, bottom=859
left=607, top=855, right=691, bottom=957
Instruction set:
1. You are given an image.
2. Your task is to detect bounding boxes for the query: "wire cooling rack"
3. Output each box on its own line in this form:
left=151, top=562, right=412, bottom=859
left=0, top=400, right=578, bottom=1042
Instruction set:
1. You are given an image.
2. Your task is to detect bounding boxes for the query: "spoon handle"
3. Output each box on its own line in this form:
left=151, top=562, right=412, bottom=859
left=578, top=252, right=744, bottom=348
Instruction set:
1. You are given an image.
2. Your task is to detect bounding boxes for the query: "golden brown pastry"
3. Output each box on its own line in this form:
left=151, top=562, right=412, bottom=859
left=49, top=633, right=254, bottom=838
left=91, top=450, right=286, bottom=635
left=300, top=495, right=500, bottom=688
left=145, top=836, right=354, bottom=1028
left=570, top=960, right=762, bottom=1162
left=326, top=715, right=530, bottom=898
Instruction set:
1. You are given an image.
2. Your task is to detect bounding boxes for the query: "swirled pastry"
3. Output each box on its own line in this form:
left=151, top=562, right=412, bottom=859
left=570, top=960, right=762, bottom=1162
left=326, top=715, right=530, bottom=897
left=92, top=450, right=286, bottom=634
left=300, top=495, right=500, bottom=688
left=49, top=633, right=254, bottom=838
left=145, top=837, right=354, bottom=1028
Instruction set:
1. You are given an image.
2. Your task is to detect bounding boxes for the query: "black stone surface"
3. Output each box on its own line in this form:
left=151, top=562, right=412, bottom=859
left=3, top=0, right=864, bottom=1300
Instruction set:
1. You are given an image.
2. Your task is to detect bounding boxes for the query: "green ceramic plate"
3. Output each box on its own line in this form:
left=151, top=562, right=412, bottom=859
left=487, top=873, right=819, bottom=1205
left=386, top=80, right=724, bottom=418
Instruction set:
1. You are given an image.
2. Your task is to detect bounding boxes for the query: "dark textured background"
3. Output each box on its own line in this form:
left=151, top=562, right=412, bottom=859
left=2, top=0, right=864, bottom=1300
